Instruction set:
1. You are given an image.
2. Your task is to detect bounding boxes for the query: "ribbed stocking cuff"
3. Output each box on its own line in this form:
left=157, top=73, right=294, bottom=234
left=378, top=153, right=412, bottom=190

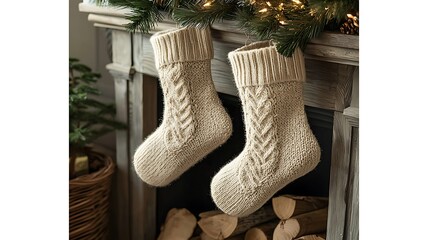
left=228, top=41, right=306, bottom=87
left=150, top=27, right=213, bottom=68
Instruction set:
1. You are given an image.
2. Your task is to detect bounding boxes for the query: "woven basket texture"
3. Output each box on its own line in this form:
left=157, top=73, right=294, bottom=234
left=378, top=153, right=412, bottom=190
left=69, top=151, right=115, bottom=240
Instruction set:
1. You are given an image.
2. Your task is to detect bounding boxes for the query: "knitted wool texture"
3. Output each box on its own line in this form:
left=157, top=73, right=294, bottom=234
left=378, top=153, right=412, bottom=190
left=133, top=27, right=232, bottom=187
left=211, top=41, right=321, bottom=217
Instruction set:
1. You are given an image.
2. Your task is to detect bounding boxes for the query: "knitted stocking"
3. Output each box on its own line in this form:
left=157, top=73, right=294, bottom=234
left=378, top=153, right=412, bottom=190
left=133, top=27, right=232, bottom=187
left=211, top=41, right=321, bottom=217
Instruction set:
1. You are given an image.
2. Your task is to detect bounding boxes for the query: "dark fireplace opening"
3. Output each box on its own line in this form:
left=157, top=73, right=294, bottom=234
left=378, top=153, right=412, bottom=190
left=155, top=86, right=334, bottom=234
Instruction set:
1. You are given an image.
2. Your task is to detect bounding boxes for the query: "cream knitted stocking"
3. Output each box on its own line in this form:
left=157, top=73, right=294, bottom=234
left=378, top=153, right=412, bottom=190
left=133, top=27, right=232, bottom=187
left=211, top=41, right=321, bottom=217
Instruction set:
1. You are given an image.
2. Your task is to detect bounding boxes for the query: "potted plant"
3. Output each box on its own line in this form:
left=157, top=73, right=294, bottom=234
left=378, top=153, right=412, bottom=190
left=69, top=58, right=126, bottom=240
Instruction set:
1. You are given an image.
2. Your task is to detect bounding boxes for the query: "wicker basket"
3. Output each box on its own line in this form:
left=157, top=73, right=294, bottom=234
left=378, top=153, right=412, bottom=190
left=69, top=151, right=115, bottom=240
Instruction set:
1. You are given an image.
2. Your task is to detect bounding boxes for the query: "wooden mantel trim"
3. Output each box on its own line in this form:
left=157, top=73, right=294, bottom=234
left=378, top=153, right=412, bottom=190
left=79, top=3, right=359, bottom=66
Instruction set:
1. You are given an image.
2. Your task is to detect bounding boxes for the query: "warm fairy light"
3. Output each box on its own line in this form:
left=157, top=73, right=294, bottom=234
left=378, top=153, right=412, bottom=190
left=203, top=1, right=212, bottom=7
left=325, top=7, right=329, bottom=10
left=275, top=13, right=287, bottom=25
left=259, top=8, right=268, bottom=13
left=266, top=1, right=272, bottom=7
left=292, top=0, right=302, bottom=4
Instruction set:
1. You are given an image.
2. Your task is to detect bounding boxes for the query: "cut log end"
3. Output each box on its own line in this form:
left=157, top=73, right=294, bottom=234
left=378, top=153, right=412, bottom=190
left=272, top=195, right=328, bottom=221
left=198, top=213, right=238, bottom=239
left=273, top=219, right=300, bottom=240
left=199, top=210, right=224, bottom=218
left=244, top=220, right=278, bottom=240
left=200, top=232, right=224, bottom=240
left=272, top=196, right=296, bottom=220
left=157, top=208, right=197, bottom=240
left=198, top=205, right=275, bottom=239
left=245, top=228, right=268, bottom=240
left=295, top=233, right=326, bottom=240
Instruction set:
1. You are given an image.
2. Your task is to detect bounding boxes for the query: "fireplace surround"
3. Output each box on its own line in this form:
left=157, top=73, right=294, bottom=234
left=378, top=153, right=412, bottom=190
left=79, top=3, right=359, bottom=240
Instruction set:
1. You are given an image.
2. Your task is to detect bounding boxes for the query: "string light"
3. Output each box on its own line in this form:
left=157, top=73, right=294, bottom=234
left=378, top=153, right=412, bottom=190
left=203, top=1, right=212, bottom=7
left=246, top=0, right=338, bottom=26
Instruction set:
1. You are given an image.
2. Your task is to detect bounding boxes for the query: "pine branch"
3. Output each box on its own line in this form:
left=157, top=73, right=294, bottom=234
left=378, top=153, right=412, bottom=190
left=105, top=0, right=358, bottom=56
left=272, top=16, right=325, bottom=56
left=173, top=0, right=238, bottom=27
left=108, top=0, right=163, bottom=33
left=236, top=6, right=279, bottom=40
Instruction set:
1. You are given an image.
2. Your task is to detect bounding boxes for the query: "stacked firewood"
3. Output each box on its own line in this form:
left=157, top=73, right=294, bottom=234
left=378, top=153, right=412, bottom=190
left=157, top=195, right=329, bottom=240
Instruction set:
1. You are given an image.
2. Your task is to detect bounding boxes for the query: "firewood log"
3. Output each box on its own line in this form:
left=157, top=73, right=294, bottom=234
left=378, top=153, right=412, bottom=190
left=226, top=233, right=246, bottom=240
left=294, top=233, right=325, bottom=240
left=199, top=210, right=224, bottom=218
left=244, top=220, right=278, bottom=240
left=199, top=232, right=245, bottom=240
left=200, top=232, right=220, bottom=240
left=198, top=205, right=276, bottom=239
left=198, top=212, right=237, bottom=239
left=157, top=208, right=197, bottom=240
left=272, top=195, right=328, bottom=220
left=273, top=208, right=328, bottom=240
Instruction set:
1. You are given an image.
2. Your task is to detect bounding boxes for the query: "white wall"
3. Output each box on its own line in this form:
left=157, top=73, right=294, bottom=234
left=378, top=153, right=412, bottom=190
left=69, top=0, right=116, bottom=152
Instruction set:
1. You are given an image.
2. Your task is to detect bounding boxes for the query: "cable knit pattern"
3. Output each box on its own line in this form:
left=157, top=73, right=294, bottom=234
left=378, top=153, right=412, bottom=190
left=239, top=86, right=278, bottom=191
left=133, top=27, right=232, bottom=187
left=161, top=64, right=195, bottom=151
left=211, top=41, right=321, bottom=217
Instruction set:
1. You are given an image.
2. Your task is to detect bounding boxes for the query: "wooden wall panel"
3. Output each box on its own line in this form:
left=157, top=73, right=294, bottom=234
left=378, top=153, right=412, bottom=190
left=344, top=128, right=359, bottom=240
left=327, top=113, right=359, bottom=240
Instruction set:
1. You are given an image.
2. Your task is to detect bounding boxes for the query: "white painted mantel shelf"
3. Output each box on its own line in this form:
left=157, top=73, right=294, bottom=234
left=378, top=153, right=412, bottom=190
left=79, top=3, right=359, bottom=240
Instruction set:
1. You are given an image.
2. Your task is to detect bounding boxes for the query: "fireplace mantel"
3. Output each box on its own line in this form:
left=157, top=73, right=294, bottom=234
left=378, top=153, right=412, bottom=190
left=79, top=3, right=359, bottom=240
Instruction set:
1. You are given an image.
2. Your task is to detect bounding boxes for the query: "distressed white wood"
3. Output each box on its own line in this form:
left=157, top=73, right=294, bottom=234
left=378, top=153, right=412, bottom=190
left=140, top=74, right=158, bottom=240
left=327, top=113, right=359, bottom=240
left=79, top=2, right=131, bottom=16
left=88, top=13, right=130, bottom=27
left=128, top=73, right=145, bottom=240
left=344, top=128, right=359, bottom=240
left=109, top=70, right=130, bottom=240
left=112, top=30, right=132, bottom=67
left=106, top=62, right=132, bottom=74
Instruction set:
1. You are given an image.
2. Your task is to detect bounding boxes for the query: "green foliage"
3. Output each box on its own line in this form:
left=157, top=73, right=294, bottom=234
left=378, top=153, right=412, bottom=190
left=172, top=0, right=238, bottom=27
left=105, top=0, right=358, bottom=56
left=108, top=0, right=163, bottom=33
left=69, top=58, right=126, bottom=152
left=236, top=5, right=280, bottom=41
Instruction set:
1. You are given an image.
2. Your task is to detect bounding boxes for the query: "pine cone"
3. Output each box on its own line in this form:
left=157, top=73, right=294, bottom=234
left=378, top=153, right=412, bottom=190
left=340, top=15, right=359, bottom=35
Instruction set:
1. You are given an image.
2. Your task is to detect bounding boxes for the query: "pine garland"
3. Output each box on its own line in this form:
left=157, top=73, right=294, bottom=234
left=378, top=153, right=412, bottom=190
left=101, top=0, right=358, bottom=56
